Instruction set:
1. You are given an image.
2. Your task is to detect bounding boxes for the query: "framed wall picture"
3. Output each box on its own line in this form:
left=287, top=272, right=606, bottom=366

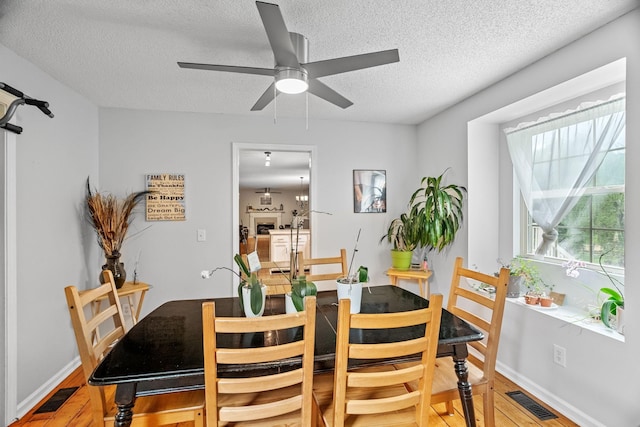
left=260, top=195, right=272, bottom=205
left=353, top=169, right=386, bottom=213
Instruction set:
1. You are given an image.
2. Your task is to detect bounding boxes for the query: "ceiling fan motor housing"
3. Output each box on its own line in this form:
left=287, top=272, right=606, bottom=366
left=274, top=33, right=309, bottom=94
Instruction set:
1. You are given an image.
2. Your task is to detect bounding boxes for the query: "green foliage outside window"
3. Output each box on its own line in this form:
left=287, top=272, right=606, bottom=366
left=527, top=147, right=625, bottom=268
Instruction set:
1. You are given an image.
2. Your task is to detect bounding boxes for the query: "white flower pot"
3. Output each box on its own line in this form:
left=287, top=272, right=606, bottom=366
left=336, top=281, right=363, bottom=314
left=241, top=285, right=266, bottom=317
left=616, top=306, right=625, bottom=335
left=285, top=292, right=298, bottom=314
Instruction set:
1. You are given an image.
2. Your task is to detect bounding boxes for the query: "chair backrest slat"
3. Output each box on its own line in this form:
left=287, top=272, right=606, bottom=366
left=331, top=295, right=443, bottom=425
left=447, top=257, right=510, bottom=377
left=298, top=248, right=348, bottom=282
left=65, top=270, right=127, bottom=424
left=203, top=296, right=316, bottom=425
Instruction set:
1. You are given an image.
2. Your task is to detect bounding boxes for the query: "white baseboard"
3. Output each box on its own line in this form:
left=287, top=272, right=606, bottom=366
left=16, top=357, right=81, bottom=420
left=496, top=361, right=605, bottom=427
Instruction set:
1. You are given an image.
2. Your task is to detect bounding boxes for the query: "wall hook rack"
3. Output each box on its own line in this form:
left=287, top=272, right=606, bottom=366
left=0, top=82, right=54, bottom=135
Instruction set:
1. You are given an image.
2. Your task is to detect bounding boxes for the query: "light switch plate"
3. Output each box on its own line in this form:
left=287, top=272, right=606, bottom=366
left=197, top=229, right=206, bottom=242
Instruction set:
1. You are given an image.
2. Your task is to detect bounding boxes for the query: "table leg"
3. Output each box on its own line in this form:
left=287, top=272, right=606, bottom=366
left=114, top=383, right=137, bottom=427
left=452, top=354, right=476, bottom=427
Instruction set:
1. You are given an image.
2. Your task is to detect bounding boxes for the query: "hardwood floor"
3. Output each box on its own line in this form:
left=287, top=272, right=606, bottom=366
left=10, top=366, right=579, bottom=426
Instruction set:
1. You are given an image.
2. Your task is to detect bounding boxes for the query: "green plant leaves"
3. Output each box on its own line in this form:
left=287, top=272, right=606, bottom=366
left=250, top=282, right=263, bottom=315
left=291, top=276, right=317, bottom=311
left=233, top=254, right=251, bottom=277
left=409, top=169, right=466, bottom=252
left=601, top=299, right=623, bottom=328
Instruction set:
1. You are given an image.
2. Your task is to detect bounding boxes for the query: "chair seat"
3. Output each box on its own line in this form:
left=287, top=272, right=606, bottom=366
left=313, top=366, right=421, bottom=427
left=431, top=358, right=487, bottom=400
left=395, top=359, right=487, bottom=401
left=104, top=389, right=205, bottom=425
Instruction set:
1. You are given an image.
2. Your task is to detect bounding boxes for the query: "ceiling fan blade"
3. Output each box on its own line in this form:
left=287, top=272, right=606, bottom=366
left=256, top=1, right=300, bottom=68
left=178, top=62, right=275, bottom=76
left=251, top=82, right=280, bottom=111
left=304, top=49, right=399, bottom=78
left=307, top=79, right=353, bottom=109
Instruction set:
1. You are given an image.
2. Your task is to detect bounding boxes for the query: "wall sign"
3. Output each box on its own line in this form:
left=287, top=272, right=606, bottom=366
left=145, top=174, right=185, bottom=221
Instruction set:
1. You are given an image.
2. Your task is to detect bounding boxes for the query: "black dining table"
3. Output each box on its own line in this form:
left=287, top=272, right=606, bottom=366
left=90, top=285, right=484, bottom=427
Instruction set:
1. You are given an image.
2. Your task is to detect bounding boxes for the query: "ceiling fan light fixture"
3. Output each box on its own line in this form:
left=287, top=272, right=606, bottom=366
left=275, top=68, right=308, bottom=94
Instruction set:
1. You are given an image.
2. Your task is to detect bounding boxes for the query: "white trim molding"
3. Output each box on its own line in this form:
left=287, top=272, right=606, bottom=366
left=3, top=126, right=17, bottom=425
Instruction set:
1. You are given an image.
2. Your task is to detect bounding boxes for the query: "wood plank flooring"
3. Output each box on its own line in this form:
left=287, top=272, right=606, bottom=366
left=10, top=366, right=579, bottom=426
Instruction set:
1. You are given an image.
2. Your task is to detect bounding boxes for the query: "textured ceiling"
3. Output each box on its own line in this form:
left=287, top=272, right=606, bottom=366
left=1, top=0, right=638, bottom=125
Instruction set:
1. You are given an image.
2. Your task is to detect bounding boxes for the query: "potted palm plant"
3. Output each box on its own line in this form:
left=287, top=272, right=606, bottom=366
left=381, top=168, right=466, bottom=269
left=409, top=168, right=467, bottom=252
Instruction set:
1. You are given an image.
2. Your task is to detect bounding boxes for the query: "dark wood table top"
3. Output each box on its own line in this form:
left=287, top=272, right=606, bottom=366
left=90, top=285, right=483, bottom=392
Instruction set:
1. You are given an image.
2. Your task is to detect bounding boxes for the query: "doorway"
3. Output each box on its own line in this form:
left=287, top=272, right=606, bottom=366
left=232, top=143, right=316, bottom=266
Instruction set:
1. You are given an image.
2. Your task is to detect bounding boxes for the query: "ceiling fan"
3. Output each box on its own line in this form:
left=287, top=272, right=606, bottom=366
left=256, top=187, right=281, bottom=195
left=178, top=1, right=399, bottom=111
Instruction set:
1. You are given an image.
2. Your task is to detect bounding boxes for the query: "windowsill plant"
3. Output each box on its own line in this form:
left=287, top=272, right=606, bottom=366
left=563, top=251, right=624, bottom=329
left=498, top=257, right=552, bottom=304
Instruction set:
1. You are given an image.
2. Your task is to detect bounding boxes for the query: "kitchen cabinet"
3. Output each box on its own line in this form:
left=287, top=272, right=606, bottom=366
left=269, top=229, right=310, bottom=264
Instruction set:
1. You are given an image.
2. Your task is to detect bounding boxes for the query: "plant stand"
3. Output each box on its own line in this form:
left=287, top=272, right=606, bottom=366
left=386, top=268, right=432, bottom=298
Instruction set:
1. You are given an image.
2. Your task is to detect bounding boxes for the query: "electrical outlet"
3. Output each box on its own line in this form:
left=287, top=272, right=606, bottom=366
left=197, top=229, right=206, bottom=242
left=553, top=344, right=566, bottom=367
left=121, top=302, right=131, bottom=316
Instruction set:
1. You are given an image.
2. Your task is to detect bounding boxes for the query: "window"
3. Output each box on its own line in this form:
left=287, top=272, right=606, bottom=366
left=507, top=95, right=625, bottom=268
left=526, top=145, right=625, bottom=267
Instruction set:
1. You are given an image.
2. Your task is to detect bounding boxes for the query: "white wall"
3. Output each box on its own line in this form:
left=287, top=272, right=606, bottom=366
left=417, top=9, right=640, bottom=427
left=1, top=43, right=100, bottom=422
left=97, top=109, right=419, bottom=320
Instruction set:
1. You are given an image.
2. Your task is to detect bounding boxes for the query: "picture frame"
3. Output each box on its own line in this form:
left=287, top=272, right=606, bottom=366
left=260, top=195, right=272, bottom=205
left=353, top=169, right=386, bottom=213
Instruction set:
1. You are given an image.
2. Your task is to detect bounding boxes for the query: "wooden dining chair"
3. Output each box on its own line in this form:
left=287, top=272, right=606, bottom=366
left=202, top=296, right=317, bottom=426
left=313, top=294, right=443, bottom=426
left=241, top=252, right=296, bottom=295
left=400, top=257, right=510, bottom=426
left=298, top=248, right=348, bottom=282
left=64, top=270, right=204, bottom=427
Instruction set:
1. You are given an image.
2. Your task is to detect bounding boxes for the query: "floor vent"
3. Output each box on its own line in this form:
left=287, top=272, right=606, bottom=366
left=506, top=390, right=558, bottom=421
left=34, top=387, right=79, bottom=414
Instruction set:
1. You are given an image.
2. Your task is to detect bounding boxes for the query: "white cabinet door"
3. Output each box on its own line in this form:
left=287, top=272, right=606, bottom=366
left=271, top=241, right=290, bottom=263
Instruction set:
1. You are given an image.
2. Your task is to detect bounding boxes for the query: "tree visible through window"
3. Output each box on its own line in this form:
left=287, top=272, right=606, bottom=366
left=507, top=95, right=625, bottom=268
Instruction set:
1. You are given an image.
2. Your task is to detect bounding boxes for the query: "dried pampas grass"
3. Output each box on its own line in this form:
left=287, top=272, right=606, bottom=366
left=86, top=178, right=150, bottom=257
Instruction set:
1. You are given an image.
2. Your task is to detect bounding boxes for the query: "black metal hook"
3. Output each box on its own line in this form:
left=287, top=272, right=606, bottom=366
left=0, top=82, right=54, bottom=135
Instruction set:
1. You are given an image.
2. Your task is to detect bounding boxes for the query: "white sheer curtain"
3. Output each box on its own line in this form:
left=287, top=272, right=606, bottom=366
left=505, top=95, right=625, bottom=255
